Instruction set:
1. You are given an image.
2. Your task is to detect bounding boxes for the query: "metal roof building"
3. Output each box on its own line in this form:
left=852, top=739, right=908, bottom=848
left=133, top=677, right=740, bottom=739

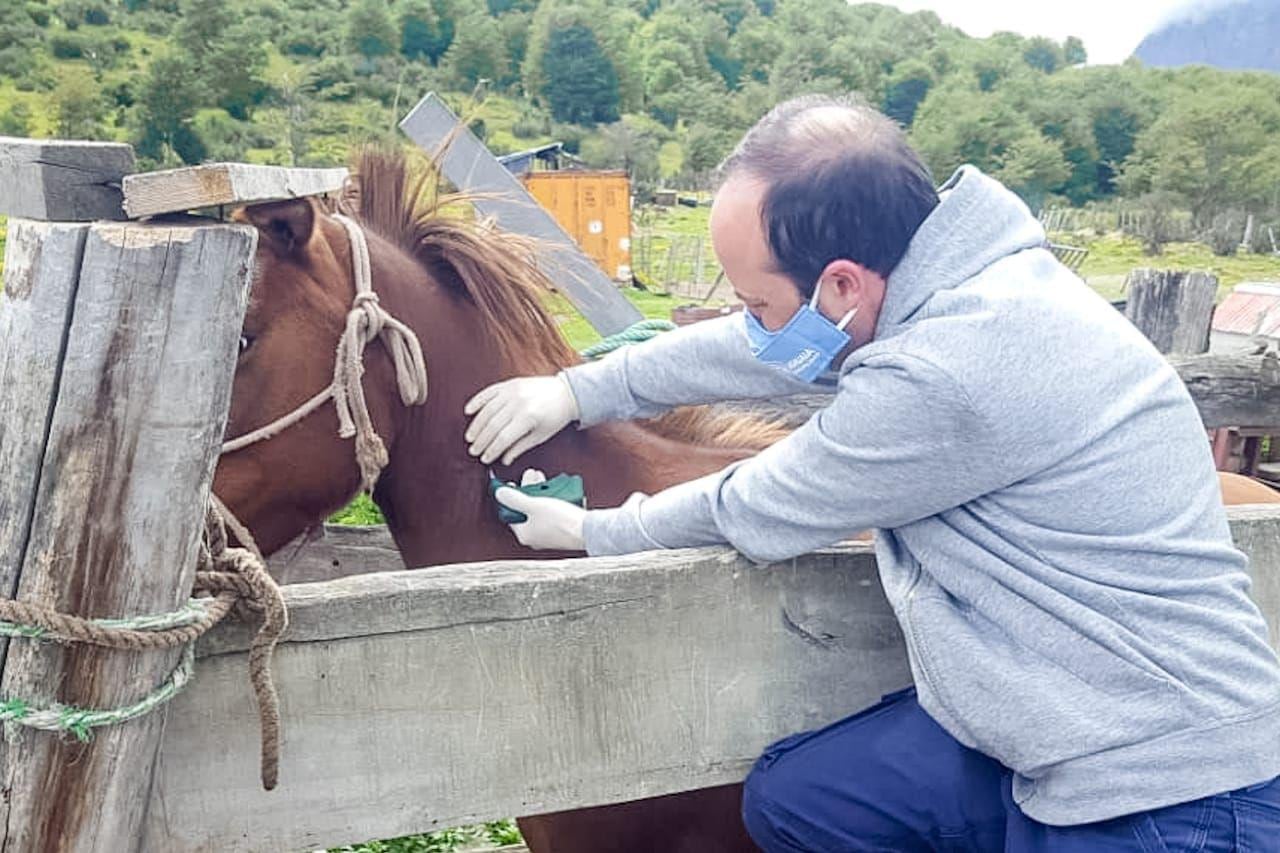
left=1211, top=282, right=1280, bottom=354
left=497, top=142, right=582, bottom=176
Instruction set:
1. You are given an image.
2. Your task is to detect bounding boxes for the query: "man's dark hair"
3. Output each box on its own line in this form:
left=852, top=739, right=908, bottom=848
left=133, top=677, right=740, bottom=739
left=718, top=94, right=938, bottom=296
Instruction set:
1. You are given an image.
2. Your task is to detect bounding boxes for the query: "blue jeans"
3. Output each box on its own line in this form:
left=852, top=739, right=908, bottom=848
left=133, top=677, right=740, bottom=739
left=741, top=687, right=1280, bottom=852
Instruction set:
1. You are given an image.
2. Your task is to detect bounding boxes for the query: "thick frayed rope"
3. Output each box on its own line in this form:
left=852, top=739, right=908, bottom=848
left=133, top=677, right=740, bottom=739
left=0, top=499, right=287, bottom=791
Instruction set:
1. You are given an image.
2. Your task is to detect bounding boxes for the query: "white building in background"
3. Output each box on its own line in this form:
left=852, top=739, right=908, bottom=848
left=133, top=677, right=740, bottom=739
left=1211, top=283, right=1280, bottom=355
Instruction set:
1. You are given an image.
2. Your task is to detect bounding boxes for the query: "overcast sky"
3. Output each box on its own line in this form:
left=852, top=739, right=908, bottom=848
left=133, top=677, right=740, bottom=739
left=872, top=0, right=1238, bottom=65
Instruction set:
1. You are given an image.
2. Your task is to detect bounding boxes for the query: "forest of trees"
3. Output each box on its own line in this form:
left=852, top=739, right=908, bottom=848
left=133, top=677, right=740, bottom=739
left=2, top=0, right=1279, bottom=240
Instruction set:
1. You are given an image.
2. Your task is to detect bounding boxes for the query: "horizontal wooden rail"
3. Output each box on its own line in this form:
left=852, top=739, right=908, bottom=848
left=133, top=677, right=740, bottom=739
left=0, top=138, right=134, bottom=220
left=144, top=507, right=1280, bottom=852
left=122, top=162, right=348, bottom=218
left=707, top=352, right=1280, bottom=431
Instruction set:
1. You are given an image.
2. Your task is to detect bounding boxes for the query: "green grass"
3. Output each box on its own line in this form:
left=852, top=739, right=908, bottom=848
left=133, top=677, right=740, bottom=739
left=547, top=287, right=688, bottom=351
left=327, top=492, right=385, bottom=525
left=330, top=819, right=522, bottom=853
left=636, top=203, right=711, bottom=238
left=1075, top=234, right=1280, bottom=301
left=631, top=203, right=716, bottom=288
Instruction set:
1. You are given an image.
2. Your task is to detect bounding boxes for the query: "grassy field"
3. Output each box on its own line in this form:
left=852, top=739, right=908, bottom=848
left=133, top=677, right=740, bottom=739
left=625, top=205, right=1280, bottom=302
left=1075, top=234, right=1280, bottom=300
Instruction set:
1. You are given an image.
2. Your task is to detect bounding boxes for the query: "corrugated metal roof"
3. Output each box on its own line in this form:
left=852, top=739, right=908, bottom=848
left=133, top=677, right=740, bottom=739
left=497, top=142, right=564, bottom=164
left=1213, top=283, right=1280, bottom=338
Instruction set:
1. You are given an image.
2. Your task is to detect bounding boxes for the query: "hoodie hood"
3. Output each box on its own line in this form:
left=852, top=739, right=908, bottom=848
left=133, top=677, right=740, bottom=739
left=877, top=165, right=1048, bottom=335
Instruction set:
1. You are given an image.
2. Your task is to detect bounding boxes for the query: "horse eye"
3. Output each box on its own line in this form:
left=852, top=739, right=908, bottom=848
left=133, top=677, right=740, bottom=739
left=238, top=335, right=254, bottom=356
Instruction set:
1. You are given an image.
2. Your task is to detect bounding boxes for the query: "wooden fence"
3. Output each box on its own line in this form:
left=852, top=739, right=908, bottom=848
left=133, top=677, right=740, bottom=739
left=2, top=139, right=1280, bottom=851
left=136, top=508, right=1280, bottom=852
left=631, top=232, right=726, bottom=299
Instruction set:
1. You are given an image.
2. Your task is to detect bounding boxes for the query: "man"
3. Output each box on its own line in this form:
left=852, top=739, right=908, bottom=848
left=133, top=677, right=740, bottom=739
left=463, top=95, right=1280, bottom=850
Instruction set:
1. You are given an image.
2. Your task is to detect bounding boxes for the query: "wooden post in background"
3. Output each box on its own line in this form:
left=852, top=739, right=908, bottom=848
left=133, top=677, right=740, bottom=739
left=0, top=217, right=256, bottom=851
left=1124, top=268, right=1218, bottom=355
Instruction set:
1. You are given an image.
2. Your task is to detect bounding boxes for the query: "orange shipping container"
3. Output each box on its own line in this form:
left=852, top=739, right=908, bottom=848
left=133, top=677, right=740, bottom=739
left=521, top=170, right=632, bottom=282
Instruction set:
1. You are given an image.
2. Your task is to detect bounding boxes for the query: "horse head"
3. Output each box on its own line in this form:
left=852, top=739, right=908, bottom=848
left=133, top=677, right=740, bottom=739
left=215, top=192, right=419, bottom=554
left=213, top=145, right=585, bottom=559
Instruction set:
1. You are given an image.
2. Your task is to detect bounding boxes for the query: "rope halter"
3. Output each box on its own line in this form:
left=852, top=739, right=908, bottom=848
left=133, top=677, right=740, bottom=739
left=221, top=213, right=429, bottom=493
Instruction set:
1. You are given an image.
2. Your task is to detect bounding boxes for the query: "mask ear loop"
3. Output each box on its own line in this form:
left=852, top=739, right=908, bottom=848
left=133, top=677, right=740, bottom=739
left=812, top=278, right=857, bottom=331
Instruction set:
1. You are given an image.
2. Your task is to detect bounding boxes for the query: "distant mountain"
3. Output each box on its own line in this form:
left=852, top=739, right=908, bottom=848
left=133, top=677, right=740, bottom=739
left=1134, top=0, right=1280, bottom=73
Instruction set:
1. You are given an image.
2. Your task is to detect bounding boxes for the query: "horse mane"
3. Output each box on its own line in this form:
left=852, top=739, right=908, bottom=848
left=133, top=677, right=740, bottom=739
left=340, top=144, right=577, bottom=375
left=340, top=143, right=790, bottom=453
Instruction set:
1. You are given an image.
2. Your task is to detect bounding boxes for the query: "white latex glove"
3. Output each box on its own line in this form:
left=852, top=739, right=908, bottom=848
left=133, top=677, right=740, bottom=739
left=464, top=374, right=580, bottom=465
left=494, top=470, right=587, bottom=551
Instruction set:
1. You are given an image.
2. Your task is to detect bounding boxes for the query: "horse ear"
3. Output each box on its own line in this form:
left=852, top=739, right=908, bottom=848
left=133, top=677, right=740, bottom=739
left=239, top=198, right=316, bottom=255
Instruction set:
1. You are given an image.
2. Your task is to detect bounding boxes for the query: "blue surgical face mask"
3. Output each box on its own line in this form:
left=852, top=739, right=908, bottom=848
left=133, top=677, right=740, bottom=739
left=743, top=280, right=856, bottom=382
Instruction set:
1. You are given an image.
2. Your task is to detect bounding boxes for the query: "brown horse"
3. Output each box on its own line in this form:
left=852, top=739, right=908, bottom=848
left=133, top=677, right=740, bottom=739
left=216, top=146, right=1280, bottom=852
left=217, top=147, right=785, bottom=852
left=1220, top=470, right=1280, bottom=505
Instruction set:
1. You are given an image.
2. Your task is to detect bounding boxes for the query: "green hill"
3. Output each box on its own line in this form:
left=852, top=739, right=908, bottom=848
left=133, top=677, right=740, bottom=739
left=0, top=0, right=1277, bottom=227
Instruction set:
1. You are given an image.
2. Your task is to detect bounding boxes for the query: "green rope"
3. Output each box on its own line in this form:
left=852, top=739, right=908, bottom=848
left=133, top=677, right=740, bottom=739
left=579, top=319, right=676, bottom=360
left=0, top=598, right=217, bottom=738
left=0, top=598, right=215, bottom=642
left=0, top=645, right=194, bottom=741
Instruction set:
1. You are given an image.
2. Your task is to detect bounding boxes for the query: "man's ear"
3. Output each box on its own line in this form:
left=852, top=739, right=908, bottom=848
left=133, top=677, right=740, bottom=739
left=237, top=197, right=316, bottom=255
left=820, top=259, right=869, bottom=306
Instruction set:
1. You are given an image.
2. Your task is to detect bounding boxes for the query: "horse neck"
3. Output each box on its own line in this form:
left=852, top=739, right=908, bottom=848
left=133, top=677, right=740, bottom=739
left=379, top=415, right=752, bottom=568
left=368, top=287, right=752, bottom=567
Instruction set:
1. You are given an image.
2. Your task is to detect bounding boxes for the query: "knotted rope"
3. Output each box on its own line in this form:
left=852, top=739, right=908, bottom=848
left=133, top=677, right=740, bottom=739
left=221, top=214, right=429, bottom=494
left=0, top=499, right=287, bottom=790
left=204, top=213, right=427, bottom=787
left=579, top=319, right=676, bottom=361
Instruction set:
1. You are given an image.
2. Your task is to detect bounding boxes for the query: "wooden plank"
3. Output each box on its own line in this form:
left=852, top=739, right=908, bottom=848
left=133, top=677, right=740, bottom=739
left=1169, top=352, right=1280, bottom=429
left=1227, top=506, right=1280, bottom=650
left=270, top=524, right=403, bottom=585
left=122, top=162, right=348, bottom=219
left=1125, top=268, right=1217, bottom=355
left=149, top=543, right=910, bottom=851
left=0, top=219, right=256, bottom=851
left=0, top=138, right=134, bottom=221
left=713, top=351, right=1280, bottom=433
left=144, top=508, right=1280, bottom=852
left=0, top=220, right=91, bottom=660
left=398, top=93, right=643, bottom=336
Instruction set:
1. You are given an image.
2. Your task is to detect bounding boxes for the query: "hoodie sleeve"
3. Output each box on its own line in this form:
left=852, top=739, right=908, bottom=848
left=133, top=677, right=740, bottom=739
left=561, top=313, right=832, bottom=427
left=582, top=354, right=1009, bottom=562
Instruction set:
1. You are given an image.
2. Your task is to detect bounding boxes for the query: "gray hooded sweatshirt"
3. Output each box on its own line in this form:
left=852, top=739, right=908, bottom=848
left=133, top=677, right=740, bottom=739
left=561, top=165, right=1280, bottom=825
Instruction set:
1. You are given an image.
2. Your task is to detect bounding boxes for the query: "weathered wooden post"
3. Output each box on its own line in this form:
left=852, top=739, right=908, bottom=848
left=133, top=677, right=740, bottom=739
left=1124, top=268, right=1218, bottom=356
left=0, top=139, right=257, bottom=850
